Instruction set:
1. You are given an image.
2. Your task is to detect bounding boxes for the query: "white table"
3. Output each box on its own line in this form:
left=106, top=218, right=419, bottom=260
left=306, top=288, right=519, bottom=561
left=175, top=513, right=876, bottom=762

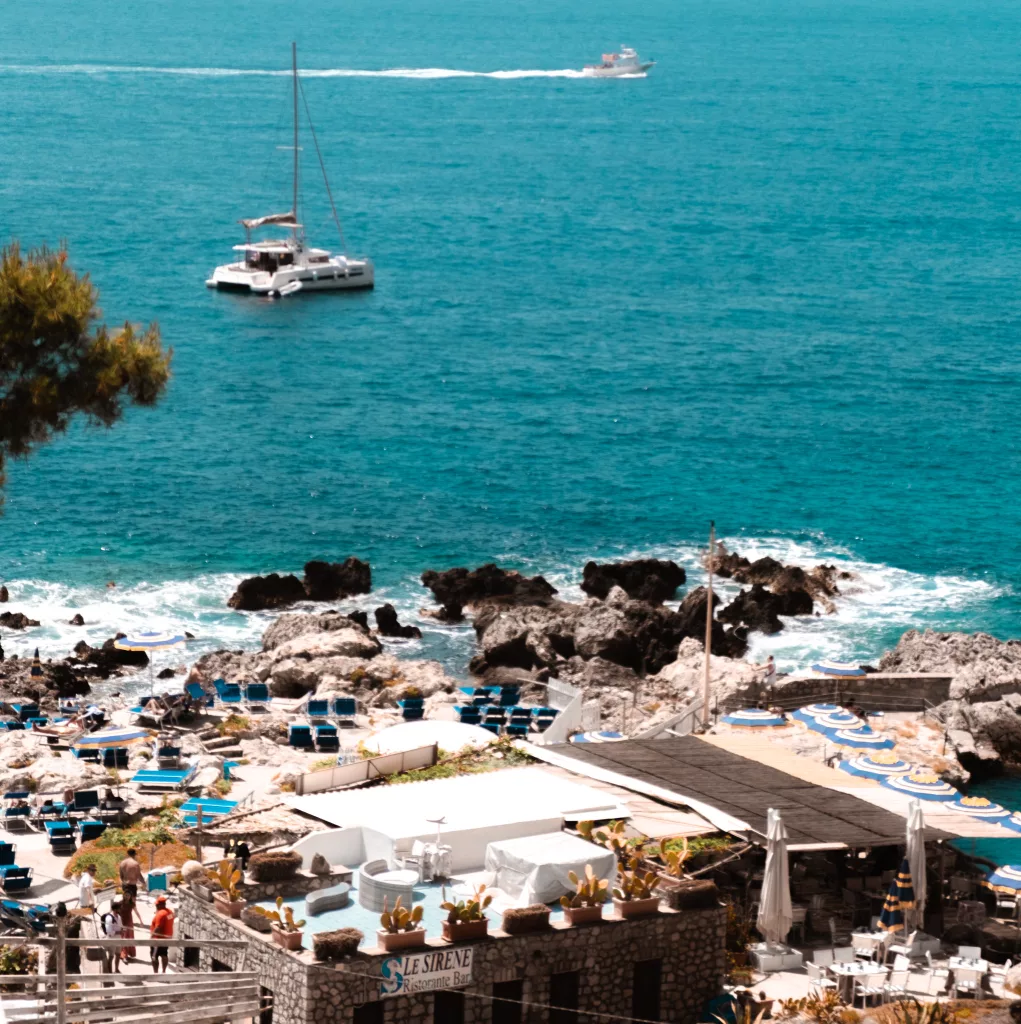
left=830, top=960, right=886, bottom=1001
left=949, top=956, right=988, bottom=974
left=749, top=944, right=804, bottom=973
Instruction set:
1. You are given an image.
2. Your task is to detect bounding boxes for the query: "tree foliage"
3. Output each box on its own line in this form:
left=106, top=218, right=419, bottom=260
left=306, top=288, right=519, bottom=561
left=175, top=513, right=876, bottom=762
left=0, top=242, right=171, bottom=498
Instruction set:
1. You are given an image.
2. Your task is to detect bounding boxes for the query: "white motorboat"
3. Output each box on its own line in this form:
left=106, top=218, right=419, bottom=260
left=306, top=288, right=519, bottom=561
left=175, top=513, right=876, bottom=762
left=582, top=46, right=654, bottom=78
left=207, top=44, right=373, bottom=297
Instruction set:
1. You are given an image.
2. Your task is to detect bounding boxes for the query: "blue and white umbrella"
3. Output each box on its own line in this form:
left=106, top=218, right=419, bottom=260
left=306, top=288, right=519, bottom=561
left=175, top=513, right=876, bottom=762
left=74, top=726, right=153, bottom=749
left=811, top=660, right=866, bottom=677
left=881, top=771, right=959, bottom=802
left=721, top=709, right=787, bottom=728
left=792, top=704, right=846, bottom=725
left=985, top=865, right=1021, bottom=894
left=814, top=711, right=865, bottom=730
left=948, top=796, right=1010, bottom=820
left=114, top=629, right=186, bottom=697
left=1000, top=813, right=1021, bottom=835
left=570, top=731, right=626, bottom=744
left=828, top=727, right=895, bottom=750
left=839, top=753, right=914, bottom=779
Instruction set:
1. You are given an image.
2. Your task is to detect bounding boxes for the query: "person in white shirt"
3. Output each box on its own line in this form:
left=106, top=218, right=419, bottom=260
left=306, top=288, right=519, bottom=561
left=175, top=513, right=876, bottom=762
left=101, top=902, right=123, bottom=974
left=78, top=864, right=97, bottom=914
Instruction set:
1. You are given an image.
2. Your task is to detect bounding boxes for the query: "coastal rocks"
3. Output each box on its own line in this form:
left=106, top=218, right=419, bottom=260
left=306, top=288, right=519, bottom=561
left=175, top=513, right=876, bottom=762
left=421, top=564, right=557, bottom=616
left=262, top=611, right=373, bottom=652
left=0, top=654, right=91, bottom=698
left=938, top=697, right=1021, bottom=779
left=72, top=637, right=148, bottom=676
left=228, top=573, right=306, bottom=612
left=0, top=587, right=7, bottom=602
left=880, top=630, right=1021, bottom=701
left=470, top=585, right=746, bottom=677
left=302, top=558, right=371, bottom=602
left=373, top=604, right=422, bottom=639
left=0, top=612, right=39, bottom=630
left=717, top=584, right=812, bottom=635
left=69, top=614, right=85, bottom=626
left=269, top=628, right=382, bottom=664
left=345, top=610, right=369, bottom=630
left=652, top=638, right=763, bottom=708
left=580, top=559, right=687, bottom=604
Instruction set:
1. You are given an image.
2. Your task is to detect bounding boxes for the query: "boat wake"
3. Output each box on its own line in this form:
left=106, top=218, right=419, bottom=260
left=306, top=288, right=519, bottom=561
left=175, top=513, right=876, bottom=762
left=0, top=63, right=590, bottom=80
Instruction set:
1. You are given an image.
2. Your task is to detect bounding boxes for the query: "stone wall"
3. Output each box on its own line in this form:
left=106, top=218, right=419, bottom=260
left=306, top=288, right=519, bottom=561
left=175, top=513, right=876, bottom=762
left=242, top=867, right=353, bottom=902
left=176, top=888, right=725, bottom=1024
left=765, top=673, right=954, bottom=710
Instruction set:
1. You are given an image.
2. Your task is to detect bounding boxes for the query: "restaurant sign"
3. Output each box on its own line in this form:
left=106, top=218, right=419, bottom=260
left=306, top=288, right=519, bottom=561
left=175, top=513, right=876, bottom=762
left=380, top=947, right=474, bottom=996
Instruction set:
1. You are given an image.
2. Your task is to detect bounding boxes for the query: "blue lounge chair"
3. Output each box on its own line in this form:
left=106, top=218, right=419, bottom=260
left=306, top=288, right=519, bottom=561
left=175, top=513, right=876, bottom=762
left=533, top=707, right=559, bottom=732
left=2, top=721, right=24, bottom=732
left=315, top=725, right=339, bottom=752
left=0, top=844, right=16, bottom=867
left=9, top=704, right=39, bottom=723
left=506, top=723, right=530, bottom=738
left=307, top=699, right=330, bottom=719
left=78, top=821, right=106, bottom=843
left=245, top=683, right=270, bottom=707
left=44, top=821, right=75, bottom=855
left=185, top=681, right=205, bottom=700
left=157, top=745, right=181, bottom=769
left=0, top=868, right=32, bottom=893
left=498, top=688, right=521, bottom=707
left=481, top=723, right=501, bottom=736
left=179, top=797, right=237, bottom=826
left=72, top=747, right=100, bottom=762
left=3, top=806, right=31, bottom=833
left=103, top=748, right=129, bottom=769
left=332, top=697, right=357, bottom=724
left=72, top=790, right=100, bottom=813
left=397, top=697, right=424, bottom=721
left=457, top=706, right=483, bottom=725
left=289, top=724, right=314, bottom=749
left=131, top=766, right=196, bottom=791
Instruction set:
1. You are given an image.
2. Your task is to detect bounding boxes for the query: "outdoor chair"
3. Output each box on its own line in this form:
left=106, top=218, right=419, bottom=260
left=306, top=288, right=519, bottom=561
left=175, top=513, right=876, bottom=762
left=457, top=706, right=482, bottom=725
left=332, top=697, right=357, bottom=724
left=157, top=745, right=182, bottom=769
left=307, top=699, right=330, bottom=720
left=103, top=748, right=129, bottom=769
left=953, top=968, right=981, bottom=999
left=245, top=682, right=271, bottom=708
left=833, top=946, right=855, bottom=964
left=887, top=932, right=917, bottom=963
left=498, top=688, right=521, bottom=706
left=853, top=967, right=887, bottom=1008
left=185, top=681, right=205, bottom=701
left=2, top=807, right=31, bottom=833
left=78, top=820, right=106, bottom=843
left=812, top=949, right=834, bottom=968
left=0, top=844, right=15, bottom=867
left=891, top=954, right=911, bottom=972
left=398, top=701, right=424, bottom=721
left=925, top=951, right=950, bottom=994
left=26, top=718, right=47, bottom=728
left=0, top=868, right=32, bottom=893
left=995, top=895, right=1019, bottom=919
left=884, top=969, right=910, bottom=1001
left=791, top=905, right=808, bottom=943
left=315, top=725, right=340, bottom=752
left=72, top=790, right=100, bottom=813
left=506, top=723, right=530, bottom=738
left=806, top=963, right=836, bottom=995
left=852, top=934, right=879, bottom=960
left=72, top=748, right=100, bottom=762
left=830, top=917, right=852, bottom=946
left=481, top=723, right=501, bottom=736
left=288, top=724, right=314, bottom=748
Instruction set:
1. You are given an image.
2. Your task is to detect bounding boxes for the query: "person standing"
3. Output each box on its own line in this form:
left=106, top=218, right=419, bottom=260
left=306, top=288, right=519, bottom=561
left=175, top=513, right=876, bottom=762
left=118, top=848, right=145, bottom=900
left=150, top=896, right=174, bottom=974
left=118, top=890, right=143, bottom=963
left=78, top=863, right=97, bottom=916
left=101, top=902, right=123, bottom=974
left=763, top=655, right=776, bottom=690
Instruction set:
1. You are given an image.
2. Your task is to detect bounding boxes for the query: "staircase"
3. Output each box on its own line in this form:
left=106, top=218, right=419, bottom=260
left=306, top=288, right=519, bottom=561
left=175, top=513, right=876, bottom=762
left=197, top=726, right=244, bottom=759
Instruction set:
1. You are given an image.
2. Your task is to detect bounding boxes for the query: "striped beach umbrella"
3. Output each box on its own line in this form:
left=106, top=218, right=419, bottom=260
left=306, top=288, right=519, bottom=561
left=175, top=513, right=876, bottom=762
left=878, top=858, right=915, bottom=932
left=73, top=726, right=153, bottom=749
left=792, top=703, right=844, bottom=723
left=984, top=865, right=1021, bottom=894
left=997, top=813, right=1021, bottom=835
left=30, top=649, right=43, bottom=679
left=811, top=660, right=866, bottom=677
left=881, top=771, right=959, bottom=802
left=569, top=731, right=626, bottom=744
left=839, top=752, right=914, bottom=779
left=828, top=727, right=895, bottom=750
left=813, top=711, right=865, bottom=730
left=948, top=796, right=1011, bottom=820
left=721, top=709, right=787, bottom=728
left=114, top=629, right=186, bottom=696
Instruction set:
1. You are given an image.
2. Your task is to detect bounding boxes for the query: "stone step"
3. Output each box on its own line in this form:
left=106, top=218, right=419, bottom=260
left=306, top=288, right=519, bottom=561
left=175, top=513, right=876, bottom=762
left=206, top=746, right=244, bottom=759
left=203, top=737, right=241, bottom=752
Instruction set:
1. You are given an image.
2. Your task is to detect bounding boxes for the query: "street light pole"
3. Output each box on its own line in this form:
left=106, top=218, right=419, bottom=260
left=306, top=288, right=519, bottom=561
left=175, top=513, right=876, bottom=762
left=701, top=521, right=715, bottom=732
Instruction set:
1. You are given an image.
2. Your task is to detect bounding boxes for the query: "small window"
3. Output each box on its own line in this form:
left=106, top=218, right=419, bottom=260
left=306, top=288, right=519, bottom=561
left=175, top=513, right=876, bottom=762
left=434, top=990, right=465, bottom=1024
left=632, top=959, right=662, bottom=1022
left=550, top=971, right=579, bottom=1024
left=353, top=1002, right=383, bottom=1024
left=492, top=979, right=523, bottom=1024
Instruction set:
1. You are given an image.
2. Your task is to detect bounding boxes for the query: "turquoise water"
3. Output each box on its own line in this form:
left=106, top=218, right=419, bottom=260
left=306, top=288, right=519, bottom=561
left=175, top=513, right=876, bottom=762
left=1, top=0, right=1020, bottom=674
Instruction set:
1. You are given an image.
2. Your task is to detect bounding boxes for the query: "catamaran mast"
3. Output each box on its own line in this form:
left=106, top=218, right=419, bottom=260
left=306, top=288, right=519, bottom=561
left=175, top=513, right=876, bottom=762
left=292, top=41, right=299, bottom=229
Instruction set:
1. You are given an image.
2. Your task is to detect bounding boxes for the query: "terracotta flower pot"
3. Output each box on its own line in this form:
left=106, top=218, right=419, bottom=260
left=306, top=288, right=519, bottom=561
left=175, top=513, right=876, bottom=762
left=441, top=919, right=489, bottom=942
left=563, top=905, right=604, bottom=926
left=213, top=892, right=247, bottom=919
left=377, top=928, right=427, bottom=951
left=614, top=896, right=660, bottom=920
left=272, top=925, right=303, bottom=951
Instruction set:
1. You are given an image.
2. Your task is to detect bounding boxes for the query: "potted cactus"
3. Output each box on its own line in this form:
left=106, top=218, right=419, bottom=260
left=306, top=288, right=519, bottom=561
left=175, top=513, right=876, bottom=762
left=560, top=864, right=608, bottom=926
left=247, top=898, right=306, bottom=950
left=441, top=885, right=492, bottom=942
left=613, top=854, right=660, bottom=919
left=377, top=897, right=426, bottom=952
left=208, top=859, right=247, bottom=918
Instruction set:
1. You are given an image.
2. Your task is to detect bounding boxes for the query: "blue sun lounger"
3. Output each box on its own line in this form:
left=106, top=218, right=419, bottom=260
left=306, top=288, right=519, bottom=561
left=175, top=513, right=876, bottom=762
left=78, top=820, right=106, bottom=843
left=245, top=683, right=270, bottom=708
left=132, top=765, right=197, bottom=792
left=1, top=899, right=48, bottom=932
left=397, top=698, right=424, bottom=721
left=0, top=867, right=33, bottom=893
left=289, top=724, right=314, bottom=749
left=306, top=699, right=330, bottom=720
left=456, top=705, right=483, bottom=725
left=214, top=679, right=243, bottom=706
left=332, top=697, right=357, bottom=725
left=3, top=805, right=31, bottom=833
left=8, top=704, right=39, bottom=723
left=43, top=821, right=75, bottom=855
left=315, top=724, right=339, bottom=752
left=0, top=844, right=16, bottom=867
left=179, top=796, right=237, bottom=827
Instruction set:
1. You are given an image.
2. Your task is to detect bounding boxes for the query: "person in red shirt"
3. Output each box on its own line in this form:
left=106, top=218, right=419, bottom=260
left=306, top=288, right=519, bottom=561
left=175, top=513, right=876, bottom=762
left=149, top=896, right=174, bottom=974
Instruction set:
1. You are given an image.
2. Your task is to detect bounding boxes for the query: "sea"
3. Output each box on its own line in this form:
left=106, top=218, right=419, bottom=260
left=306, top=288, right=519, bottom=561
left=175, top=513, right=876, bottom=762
left=1, top=0, right=1020, bottom=691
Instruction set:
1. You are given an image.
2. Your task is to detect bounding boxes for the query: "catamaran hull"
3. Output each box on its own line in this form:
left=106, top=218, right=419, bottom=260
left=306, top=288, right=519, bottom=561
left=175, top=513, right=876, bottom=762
left=206, top=260, right=374, bottom=295
left=582, top=62, right=654, bottom=77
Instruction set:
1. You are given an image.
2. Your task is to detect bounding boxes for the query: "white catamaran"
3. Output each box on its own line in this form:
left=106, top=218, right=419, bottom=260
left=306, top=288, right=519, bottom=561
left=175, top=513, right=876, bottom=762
left=207, top=43, right=373, bottom=297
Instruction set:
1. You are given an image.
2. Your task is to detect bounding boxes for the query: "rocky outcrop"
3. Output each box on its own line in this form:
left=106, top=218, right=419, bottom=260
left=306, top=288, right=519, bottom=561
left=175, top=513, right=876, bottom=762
left=69, top=614, right=85, bottom=626
left=0, top=653, right=92, bottom=698
left=706, top=547, right=851, bottom=614
left=346, top=610, right=370, bottom=630
left=421, top=564, right=556, bottom=617
left=935, top=694, right=1021, bottom=780
left=0, top=587, right=7, bottom=603
left=302, top=558, right=371, bottom=602
left=374, top=605, right=422, bottom=639
left=469, top=585, right=746, bottom=677
left=70, top=637, right=147, bottom=676
left=262, top=611, right=373, bottom=652
left=718, top=584, right=813, bottom=635
left=228, top=573, right=306, bottom=612
left=581, top=559, right=687, bottom=604
left=0, top=612, right=39, bottom=630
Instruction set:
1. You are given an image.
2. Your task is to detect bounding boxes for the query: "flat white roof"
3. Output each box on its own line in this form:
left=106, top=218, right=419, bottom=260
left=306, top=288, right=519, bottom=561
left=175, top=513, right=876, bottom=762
left=284, top=766, right=631, bottom=838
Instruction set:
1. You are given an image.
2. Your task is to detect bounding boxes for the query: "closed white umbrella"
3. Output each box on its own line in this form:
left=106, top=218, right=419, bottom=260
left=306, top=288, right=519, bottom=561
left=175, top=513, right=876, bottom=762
left=757, top=807, right=793, bottom=947
left=907, top=799, right=926, bottom=931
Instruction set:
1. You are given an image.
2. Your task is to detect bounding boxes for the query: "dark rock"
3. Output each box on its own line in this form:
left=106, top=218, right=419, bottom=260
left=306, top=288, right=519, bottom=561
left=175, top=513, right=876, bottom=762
left=707, top=546, right=846, bottom=613
left=706, top=551, right=751, bottom=579
left=185, top=631, right=195, bottom=639
left=421, top=564, right=556, bottom=610
left=718, top=584, right=813, bottom=635
left=69, top=638, right=148, bottom=678
left=0, top=612, right=39, bottom=630
left=227, top=573, right=306, bottom=611
left=0, top=586, right=7, bottom=602
left=374, top=604, right=422, bottom=639
left=157, top=667, right=175, bottom=679
left=69, top=614, right=85, bottom=626
left=422, top=602, right=464, bottom=624
left=581, top=559, right=687, bottom=604
left=345, top=610, right=370, bottom=630
left=303, top=558, right=371, bottom=602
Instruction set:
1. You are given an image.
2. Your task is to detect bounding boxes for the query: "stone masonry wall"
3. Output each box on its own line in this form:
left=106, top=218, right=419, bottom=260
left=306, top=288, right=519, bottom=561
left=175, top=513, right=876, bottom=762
left=177, top=888, right=725, bottom=1024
